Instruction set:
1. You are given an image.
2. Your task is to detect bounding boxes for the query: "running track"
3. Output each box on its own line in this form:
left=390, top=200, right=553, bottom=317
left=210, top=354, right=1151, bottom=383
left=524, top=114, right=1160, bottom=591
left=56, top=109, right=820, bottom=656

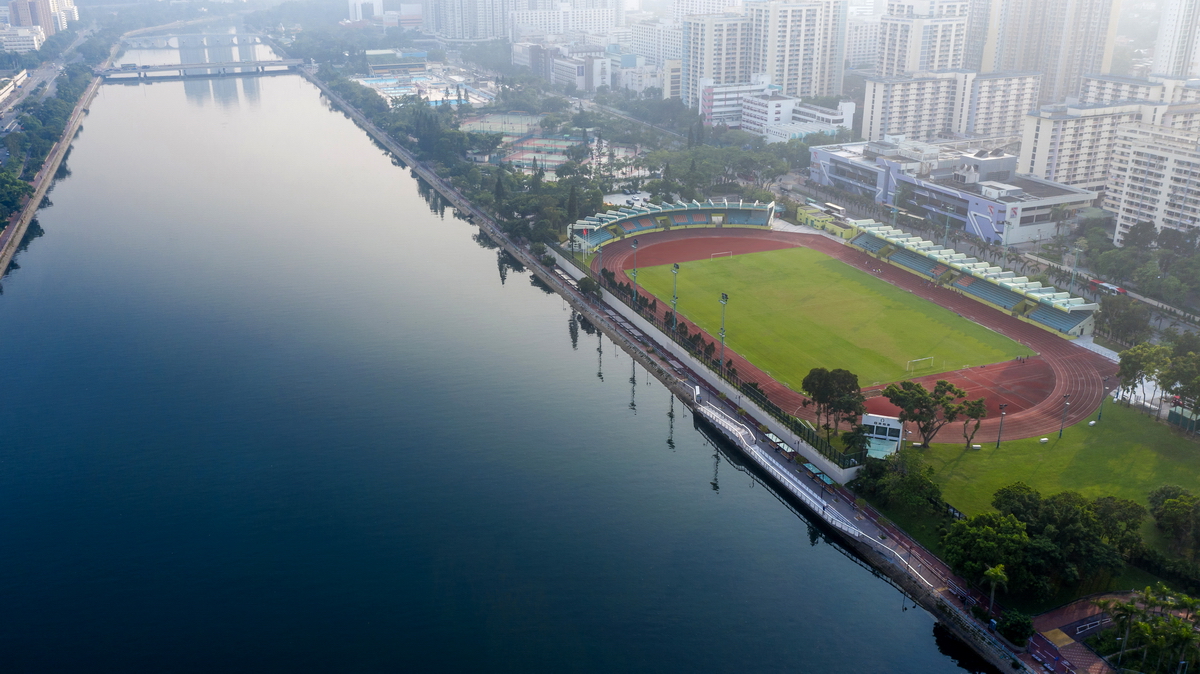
left=594, top=228, right=1118, bottom=441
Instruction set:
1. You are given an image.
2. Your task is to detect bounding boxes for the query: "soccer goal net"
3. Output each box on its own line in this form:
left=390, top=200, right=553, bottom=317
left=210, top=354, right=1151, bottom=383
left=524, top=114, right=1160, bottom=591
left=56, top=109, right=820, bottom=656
left=906, top=357, right=935, bottom=373
left=710, top=251, right=733, bottom=260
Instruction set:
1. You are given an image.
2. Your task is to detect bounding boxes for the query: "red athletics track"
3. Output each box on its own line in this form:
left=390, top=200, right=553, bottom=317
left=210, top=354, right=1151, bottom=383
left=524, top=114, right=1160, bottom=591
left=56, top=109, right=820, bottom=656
left=594, top=228, right=1118, bottom=441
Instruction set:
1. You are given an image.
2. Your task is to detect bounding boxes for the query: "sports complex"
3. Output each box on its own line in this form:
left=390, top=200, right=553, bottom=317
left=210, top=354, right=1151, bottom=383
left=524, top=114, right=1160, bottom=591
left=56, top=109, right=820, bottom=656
left=570, top=200, right=1118, bottom=443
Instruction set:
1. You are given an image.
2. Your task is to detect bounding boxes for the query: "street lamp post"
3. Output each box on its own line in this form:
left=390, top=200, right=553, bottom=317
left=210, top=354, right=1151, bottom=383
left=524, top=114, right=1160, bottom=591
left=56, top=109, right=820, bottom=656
left=1059, top=394, right=1071, bottom=439
left=719, top=292, right=728, bottom=373
left=1098, top=376, right=1111, bottom=421
left=671, top=263, right=680, bottom=335
left=995, top=404, right=1008, bottom=448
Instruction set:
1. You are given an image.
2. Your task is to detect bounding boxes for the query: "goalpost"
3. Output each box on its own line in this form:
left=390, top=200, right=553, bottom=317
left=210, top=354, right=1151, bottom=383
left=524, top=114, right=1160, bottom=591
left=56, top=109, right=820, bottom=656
left=710, top=251, right=733, bottom=260
left=906, top=357, right=935, bottom=373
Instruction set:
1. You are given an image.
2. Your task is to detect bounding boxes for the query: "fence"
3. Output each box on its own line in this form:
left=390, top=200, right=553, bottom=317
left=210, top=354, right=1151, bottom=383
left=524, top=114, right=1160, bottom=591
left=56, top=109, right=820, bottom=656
left=553, top=243, right=868, bottom=470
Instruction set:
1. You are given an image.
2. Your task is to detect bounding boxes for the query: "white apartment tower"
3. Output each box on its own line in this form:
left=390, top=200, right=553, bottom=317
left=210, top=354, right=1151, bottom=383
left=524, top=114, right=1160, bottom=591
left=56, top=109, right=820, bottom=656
left=862, top=70, right=1039, bottom=141
left=631, top=19, right=683, bottom=65
left=673, top=0, right=742, bottom=20
left=432, top=0, right=511, bottom=41
left=973, top=0, right=1120, bottom=103
left=681, top=12, right=752, bottom=107
left=744, top=0, right=846, bottom=98
left=845, top=14, right=880, bottom=68
left=1106, top=124, right=1200, bottom=244
left=1154, top=0, right=1200, bottom=78
left=876, top=0, right=968, bottom=77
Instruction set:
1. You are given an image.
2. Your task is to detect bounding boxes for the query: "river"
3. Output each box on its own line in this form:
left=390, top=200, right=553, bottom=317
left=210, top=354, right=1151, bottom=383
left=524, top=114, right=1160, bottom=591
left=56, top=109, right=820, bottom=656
left=0, top=64, right=995, bottom=672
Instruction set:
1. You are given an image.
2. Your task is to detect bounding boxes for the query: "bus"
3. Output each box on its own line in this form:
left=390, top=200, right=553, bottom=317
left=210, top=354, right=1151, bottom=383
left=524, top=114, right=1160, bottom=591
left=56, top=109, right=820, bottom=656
left=824, top=203, right=846, bottom=217
left=1089, top=279, right=1127, bottom=296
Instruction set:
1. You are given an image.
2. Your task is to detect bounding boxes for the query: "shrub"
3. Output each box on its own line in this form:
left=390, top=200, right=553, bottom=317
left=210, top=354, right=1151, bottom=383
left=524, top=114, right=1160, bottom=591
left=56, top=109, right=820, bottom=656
left=997, top=611, right=1034, bottom=645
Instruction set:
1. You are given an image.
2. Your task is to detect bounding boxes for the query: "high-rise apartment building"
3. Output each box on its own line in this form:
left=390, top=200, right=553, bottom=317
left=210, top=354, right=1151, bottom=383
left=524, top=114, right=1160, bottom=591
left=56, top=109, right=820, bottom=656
left=876, top=0, right=967, bottom=77
left=973, top=0, right=1120, bottom=103
left=631, top=18, right=682, bottom=65
left=431, top=0, right=511, bottom=41
left=680, top=0, right=846, bottom=109
left=1106, top=123, right=1200, bottom=244
left=1079, top=74, right=1200, bottom=105
left=1154, top=0, right=1200, bottom=78
left=9, top=0, right=56, bottom=37
left=845, top=14, right=880, bottom=68
left=672, top=0, right=742, bottom=20
left=507, top=6, right=615, bottom=40
left=1019, top=101, right=1200, bottom=195
left=862, top=69, right=1038, bottom=141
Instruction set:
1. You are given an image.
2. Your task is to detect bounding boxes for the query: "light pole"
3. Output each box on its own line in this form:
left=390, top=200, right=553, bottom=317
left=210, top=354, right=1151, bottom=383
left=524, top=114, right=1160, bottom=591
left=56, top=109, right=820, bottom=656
left=995, top=404, right=1008, bottom=448
left=671, top=263, right=680, bottom=335
left=631, top=238, right=639, bottom=305
left=719, top=292, right=728, bottom=372
left=1098, top=376, right=1111, bottom=421
left=1059, top=394, right=1070, bottom=439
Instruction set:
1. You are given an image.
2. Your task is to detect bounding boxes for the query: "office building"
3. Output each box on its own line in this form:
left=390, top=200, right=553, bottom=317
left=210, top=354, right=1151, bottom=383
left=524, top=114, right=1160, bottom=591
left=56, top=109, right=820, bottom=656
left=809, top=137, right=1097, bottom=243
left=1106, top=124, right=1200, bottom=244
left=973, top=0, right=1120, bottom=103
left=876, top=0, right=968, bottom=77
left=1153, top=0, right=1200, bottom=78
left=0, top=24, right=41, bottom=52
left=862, top=70, right=1039, bottom=141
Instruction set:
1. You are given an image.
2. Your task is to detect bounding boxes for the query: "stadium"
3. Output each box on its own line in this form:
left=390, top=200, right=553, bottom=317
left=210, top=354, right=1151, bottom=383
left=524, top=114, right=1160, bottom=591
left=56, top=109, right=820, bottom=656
left=568, top=200, right=1117, bottom=443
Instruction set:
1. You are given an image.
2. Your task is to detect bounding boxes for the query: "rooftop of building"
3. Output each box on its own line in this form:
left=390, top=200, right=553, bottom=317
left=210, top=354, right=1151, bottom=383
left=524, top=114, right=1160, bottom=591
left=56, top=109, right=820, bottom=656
left=929, top=174, right=1093, bottom=201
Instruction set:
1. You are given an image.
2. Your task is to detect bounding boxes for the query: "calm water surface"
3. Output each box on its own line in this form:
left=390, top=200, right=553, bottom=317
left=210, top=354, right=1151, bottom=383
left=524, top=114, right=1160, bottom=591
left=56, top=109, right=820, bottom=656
left=0, top=72, right=991, bottom=672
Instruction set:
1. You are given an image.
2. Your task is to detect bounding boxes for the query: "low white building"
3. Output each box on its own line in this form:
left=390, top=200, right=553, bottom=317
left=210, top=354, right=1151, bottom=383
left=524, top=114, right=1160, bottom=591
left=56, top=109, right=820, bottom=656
left=0, top=25, right=43, bottom=53
left=697, top=74, right=770, bottom=127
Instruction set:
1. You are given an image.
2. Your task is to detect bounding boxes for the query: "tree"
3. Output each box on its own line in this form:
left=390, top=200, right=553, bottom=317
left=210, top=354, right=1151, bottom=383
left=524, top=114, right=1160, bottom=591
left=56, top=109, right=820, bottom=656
left=942, top=512, right=1029, bottom=586
left=577, top=276, right=601, bottom=298
left=801, top=367, right=864, bottom=440
left=984, top=564, right=1008, bottom=614
left=997, top=610, right=1035, bottom=645
left=1124, top=220, right=1158, bottom=250
left=881, top=379, right=968, bottom=446
left=1092, top=496, right=1147, bottom=556
left=957, top=398, right=987, bottom=448
left=1101, top=295, right=1153, bottom=345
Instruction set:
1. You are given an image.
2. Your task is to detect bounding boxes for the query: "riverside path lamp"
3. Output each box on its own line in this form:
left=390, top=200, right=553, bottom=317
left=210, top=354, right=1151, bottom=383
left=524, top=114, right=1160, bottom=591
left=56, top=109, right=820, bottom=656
left=718, top=292, right=728, bottom=374
left=671, top=263, right=680, bottom=334
left=1059, top=394, right=1071, bottom=438
left=995, top=404, right=1008, bottom=448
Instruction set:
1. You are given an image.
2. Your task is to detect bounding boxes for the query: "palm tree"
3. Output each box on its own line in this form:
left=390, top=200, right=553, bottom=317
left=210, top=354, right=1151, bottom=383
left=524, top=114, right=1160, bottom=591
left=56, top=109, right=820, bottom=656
left=984, top=564, right=1008, bottom=614
left=1110, top=600, right=1144, bottom=668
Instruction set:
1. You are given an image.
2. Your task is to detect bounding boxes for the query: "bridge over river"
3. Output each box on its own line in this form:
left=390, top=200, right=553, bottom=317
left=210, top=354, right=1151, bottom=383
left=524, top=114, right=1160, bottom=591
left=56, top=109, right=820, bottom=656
left=122, top=33, right=264, bottom=49
left=99, top=60, right=303, bottom=79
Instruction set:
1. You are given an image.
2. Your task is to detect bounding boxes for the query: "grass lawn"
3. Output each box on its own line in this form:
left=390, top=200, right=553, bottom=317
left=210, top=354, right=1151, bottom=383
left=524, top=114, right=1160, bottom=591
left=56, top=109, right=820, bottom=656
left=925, top=402, right=1200, bottom=516
left=636, top=247, right=1032, bottom=388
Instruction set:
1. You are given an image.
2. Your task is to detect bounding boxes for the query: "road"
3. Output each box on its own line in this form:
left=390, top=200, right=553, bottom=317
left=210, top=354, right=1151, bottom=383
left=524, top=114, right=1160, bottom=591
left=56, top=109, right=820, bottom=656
left=0, top=28, right=92, bottom=133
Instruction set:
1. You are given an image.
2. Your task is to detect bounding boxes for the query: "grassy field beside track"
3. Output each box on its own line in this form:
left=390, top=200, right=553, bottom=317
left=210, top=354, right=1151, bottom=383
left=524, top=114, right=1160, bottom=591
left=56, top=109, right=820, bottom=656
left=636, top=247, right=1032, bottom=389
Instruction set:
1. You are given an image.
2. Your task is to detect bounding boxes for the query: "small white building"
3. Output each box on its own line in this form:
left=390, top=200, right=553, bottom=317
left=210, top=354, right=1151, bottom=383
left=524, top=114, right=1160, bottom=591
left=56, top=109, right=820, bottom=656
left=860, top=413, right=903, bottom=458
left=0, top=26, right=43, bottom=53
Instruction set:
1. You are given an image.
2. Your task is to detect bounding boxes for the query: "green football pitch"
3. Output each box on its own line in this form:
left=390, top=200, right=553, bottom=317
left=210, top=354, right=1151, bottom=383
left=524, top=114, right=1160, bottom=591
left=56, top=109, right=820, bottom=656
left=635, top=247, right=1034, bottom=388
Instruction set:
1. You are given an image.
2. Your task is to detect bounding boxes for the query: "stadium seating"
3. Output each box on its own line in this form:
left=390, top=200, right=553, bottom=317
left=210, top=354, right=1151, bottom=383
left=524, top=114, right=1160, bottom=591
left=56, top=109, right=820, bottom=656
left=579, top=228, right=614, bottom=248
left=1029, top=306, right=1092, bottom=334
left=955, top=276, right=1023, bottom=310
left=890, top=250, right=940, bottom=276
left=851, top=233, right=888, bottom=253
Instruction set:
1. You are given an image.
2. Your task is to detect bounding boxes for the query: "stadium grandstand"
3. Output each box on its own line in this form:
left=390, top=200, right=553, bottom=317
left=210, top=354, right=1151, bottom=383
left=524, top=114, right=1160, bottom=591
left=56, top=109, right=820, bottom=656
left=569, top=199, right=775, bottom=251
left=850, top=224, right=1098, bottom=338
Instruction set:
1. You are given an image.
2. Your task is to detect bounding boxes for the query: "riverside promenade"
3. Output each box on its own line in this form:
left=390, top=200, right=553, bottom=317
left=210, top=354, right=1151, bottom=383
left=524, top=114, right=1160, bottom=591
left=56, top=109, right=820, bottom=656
left=301, top=69, right=1055, bottom=674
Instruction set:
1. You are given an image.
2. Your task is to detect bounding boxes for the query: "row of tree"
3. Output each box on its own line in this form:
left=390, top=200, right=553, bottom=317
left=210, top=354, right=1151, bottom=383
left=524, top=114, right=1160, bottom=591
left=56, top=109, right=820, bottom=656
left=1090, top=584, right=1200, bottom=673
left=1116, top=331, right=1200, bottom=422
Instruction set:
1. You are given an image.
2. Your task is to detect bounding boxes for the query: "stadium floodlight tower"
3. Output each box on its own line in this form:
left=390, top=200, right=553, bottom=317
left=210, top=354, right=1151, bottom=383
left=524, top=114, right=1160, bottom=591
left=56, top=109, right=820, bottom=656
left=718, top=292, right=728, bottom=374
left=995, top=404, right=1008, bottom=448
left=631, top=238, right=639, bottom=302
left=1097, top=376, right=1111, bottom=421
left=1059, top=394, right=1071, bottom=438
left=671, top=263, right=680, bottom=334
